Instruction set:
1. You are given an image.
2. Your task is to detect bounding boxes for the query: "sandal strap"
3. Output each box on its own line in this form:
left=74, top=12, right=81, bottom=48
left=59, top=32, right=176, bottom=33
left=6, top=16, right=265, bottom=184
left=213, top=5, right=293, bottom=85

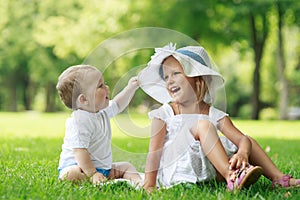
left=230, top=166, right=253, bottom=182
left=272, top=174, right=300, bottom=189
left=227, top=169, right=240, bottom=190
left=227, top=165, right=254, bottom=191
left=272, top=174, right=291, bottom=188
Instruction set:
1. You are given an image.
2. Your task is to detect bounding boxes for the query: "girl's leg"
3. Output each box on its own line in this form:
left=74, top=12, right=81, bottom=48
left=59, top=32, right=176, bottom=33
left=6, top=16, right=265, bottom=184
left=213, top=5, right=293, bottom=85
left=191, top=120, right=231, bottom=179
left=248, top=136, right=283, bottom=180
left=248, top=136, right=299, bottom=186
left=109, top=162, right=142, bottom=184
left=59, top=165, right=86, bottom=182
left=191, top=120, right=262, bottom=190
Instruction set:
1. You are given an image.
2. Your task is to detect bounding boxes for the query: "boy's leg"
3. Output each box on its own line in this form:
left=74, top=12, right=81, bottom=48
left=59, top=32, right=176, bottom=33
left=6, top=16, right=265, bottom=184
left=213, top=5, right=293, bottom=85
left=108, top=162, right=142, bottom=184
left=59, top=165, right=86, bottom=182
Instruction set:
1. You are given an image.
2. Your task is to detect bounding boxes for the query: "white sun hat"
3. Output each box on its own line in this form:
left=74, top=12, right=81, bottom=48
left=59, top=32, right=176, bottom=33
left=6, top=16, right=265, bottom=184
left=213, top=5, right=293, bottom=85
left=138, top=43, right=224, bottom=104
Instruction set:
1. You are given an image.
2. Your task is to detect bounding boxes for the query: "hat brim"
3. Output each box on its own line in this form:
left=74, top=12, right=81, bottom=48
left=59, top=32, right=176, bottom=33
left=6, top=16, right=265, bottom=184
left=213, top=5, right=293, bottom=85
left=138, top=47, right=224, bottom=104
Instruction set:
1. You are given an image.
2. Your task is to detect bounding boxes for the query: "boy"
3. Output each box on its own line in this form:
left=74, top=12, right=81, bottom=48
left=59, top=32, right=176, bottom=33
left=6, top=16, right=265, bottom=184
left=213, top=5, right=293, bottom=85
left=56, top=65, right=142, bottom=185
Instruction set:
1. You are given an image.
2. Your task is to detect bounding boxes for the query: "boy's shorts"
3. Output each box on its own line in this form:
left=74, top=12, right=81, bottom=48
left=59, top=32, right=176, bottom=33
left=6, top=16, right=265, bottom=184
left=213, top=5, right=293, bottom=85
left=95, top=168, right=111, bottom=177
left=58, top=163, right=111, bottom=178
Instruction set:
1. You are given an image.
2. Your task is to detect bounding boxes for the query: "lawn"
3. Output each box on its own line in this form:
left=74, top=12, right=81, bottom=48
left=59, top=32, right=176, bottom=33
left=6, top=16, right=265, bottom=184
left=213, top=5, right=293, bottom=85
left=0, top=112, right=300, bottom=199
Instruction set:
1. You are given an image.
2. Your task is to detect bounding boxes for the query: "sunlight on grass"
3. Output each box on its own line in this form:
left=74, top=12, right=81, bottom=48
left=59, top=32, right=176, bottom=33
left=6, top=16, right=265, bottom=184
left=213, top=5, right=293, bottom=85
left=0, top=112, right=69, bottom=138
left=1, top=112, right=299, bottom=140
left=232, top=120, right=300, bottom=140
left=112, top=113, right=151, bottom=138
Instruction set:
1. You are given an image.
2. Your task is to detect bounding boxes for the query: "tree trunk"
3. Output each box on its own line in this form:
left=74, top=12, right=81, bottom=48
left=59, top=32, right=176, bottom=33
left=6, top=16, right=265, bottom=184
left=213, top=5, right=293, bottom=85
left=250, top=13, right=268, bottom=120
left=45, top=82, right=56, bottom=112
left=22, top=73, right=31, bottom=110
left=277, top=3, right=288, bottom=120
left=8, top=85, right=17, bottom=112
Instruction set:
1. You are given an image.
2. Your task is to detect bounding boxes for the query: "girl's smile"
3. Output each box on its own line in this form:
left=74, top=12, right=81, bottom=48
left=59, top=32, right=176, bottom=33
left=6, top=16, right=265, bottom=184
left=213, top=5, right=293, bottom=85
left=162, top=56, right=197, bottom=104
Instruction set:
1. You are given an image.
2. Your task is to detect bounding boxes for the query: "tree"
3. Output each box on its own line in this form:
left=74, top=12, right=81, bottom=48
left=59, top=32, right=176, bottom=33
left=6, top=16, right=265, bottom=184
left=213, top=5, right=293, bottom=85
left=0, top=0, right=299, bottom=115
left=276, top=2, right=288, bottom=119
left=250, top=8, right=269, bottom=119
left=132, top=0, right=271, bottom=118
left=0, top=0, right=37, bottom=111
left=275, top=1, right=300, bottom=119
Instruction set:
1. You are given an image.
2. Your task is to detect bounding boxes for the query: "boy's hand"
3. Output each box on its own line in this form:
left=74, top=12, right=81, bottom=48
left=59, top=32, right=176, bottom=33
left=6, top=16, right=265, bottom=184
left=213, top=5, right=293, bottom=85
left=113, top=75, right=139, bottom=113
left=128, top=76, right=139, bottom=90
left=143, top=185, right=155, bottom=193
left=91, top=172, right=107, bottom=185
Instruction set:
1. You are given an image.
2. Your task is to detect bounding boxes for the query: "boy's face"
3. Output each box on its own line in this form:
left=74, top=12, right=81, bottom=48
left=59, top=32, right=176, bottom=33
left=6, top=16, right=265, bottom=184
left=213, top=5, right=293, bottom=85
left=81, top=69, right=110, bottom=112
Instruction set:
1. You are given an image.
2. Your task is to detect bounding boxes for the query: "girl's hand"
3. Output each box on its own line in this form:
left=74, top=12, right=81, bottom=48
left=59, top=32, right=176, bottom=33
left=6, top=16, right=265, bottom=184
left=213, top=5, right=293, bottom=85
left=91, top=172, right=107, bottom=185
left=229, top=152, right=248, bottom=170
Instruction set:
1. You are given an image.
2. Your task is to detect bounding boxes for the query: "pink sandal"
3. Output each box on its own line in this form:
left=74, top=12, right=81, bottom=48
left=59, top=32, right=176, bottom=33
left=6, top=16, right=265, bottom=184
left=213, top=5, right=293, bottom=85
left=272, top=174, right=300, bottom=189
left=227, top=165, right=263, bottom=191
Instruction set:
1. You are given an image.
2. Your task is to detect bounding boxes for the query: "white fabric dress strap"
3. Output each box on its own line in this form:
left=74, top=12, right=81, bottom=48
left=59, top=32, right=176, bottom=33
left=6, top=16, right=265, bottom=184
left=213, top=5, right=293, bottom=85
left=209, top=106, right=228, bottom=129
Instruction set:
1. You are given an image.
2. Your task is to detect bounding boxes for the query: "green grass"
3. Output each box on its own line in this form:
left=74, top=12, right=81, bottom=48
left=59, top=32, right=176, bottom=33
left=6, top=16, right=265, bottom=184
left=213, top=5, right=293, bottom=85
left=1, top=112, right=300, bottom=199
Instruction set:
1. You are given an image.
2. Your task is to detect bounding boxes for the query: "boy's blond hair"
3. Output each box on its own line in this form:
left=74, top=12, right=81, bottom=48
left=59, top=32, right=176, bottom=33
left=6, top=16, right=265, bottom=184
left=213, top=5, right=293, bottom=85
left=56, top=65, right=98, bottom=109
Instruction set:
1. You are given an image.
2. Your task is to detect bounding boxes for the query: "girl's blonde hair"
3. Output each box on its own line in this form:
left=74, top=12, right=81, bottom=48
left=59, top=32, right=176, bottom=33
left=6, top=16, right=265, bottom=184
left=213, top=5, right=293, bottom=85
left=56, top=65, right=97, bottom=109
left=196, top=76, right=209, bottom=103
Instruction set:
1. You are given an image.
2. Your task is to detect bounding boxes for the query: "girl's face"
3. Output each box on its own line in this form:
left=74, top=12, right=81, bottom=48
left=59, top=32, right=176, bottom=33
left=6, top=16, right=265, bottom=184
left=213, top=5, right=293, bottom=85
left=81, top=69, right=110, bottom=112
left=162, top=56, right=197, bottom=104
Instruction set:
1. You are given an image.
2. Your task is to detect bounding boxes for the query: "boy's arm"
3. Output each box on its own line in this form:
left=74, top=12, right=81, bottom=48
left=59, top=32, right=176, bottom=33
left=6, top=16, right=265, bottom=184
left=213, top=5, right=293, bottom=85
left=73, top=148, right=96, bottom=177
left=112, top=76, right=139, bottom=113
left=73, top=148, right=106, bottom=183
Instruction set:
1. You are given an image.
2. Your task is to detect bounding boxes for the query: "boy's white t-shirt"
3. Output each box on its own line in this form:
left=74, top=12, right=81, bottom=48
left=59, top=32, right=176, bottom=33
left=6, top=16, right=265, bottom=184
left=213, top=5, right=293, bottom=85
left=58, top=100, right=119, bottom=170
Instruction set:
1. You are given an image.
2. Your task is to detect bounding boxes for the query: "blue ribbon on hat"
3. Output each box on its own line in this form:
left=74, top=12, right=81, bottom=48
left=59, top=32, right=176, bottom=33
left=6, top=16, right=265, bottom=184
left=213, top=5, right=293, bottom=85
left=176, top=49, right=207, bottom=67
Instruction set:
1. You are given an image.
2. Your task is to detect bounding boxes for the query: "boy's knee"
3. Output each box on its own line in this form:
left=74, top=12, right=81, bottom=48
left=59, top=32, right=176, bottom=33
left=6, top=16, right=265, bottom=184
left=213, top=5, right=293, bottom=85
left=59, top=170, right=73, bottom=181
left=113, top=161, right=134, bottom=171
left=59, top=166, right=84, bottom=181
left=122, top=161, right=134, bottom=169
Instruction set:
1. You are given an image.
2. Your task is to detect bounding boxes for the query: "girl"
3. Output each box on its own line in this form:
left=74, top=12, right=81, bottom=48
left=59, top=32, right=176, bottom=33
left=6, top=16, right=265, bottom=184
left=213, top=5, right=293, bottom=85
left=138, top=43, right=300, bottom=191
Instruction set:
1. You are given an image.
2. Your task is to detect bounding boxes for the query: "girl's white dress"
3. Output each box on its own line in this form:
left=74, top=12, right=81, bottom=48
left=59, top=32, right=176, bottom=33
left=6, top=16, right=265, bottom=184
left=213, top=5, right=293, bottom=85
left=148, top=103, right=237, bottom=187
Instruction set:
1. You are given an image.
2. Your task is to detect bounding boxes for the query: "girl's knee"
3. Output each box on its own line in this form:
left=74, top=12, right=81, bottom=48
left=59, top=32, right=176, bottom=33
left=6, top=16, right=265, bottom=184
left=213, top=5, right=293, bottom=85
left=247, top=135, right=258, bottom=145
left=191, top=120, right=216, bottom=138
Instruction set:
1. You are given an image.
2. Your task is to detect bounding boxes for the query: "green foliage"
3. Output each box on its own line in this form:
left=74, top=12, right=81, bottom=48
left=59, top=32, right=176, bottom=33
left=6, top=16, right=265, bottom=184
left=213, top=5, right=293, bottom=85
left=260, top=107, right=279, bottom=120
left=0, top=0, right=299, bottom=117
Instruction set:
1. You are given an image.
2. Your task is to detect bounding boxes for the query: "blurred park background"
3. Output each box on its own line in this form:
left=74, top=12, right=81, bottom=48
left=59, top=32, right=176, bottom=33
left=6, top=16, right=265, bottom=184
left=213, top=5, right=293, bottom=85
left=0, top=0, right=299, bottom=120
